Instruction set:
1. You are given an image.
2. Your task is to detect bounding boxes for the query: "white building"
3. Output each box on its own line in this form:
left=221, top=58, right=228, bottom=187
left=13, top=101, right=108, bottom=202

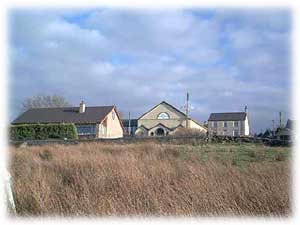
left=207, top=111, right=250, bottom=137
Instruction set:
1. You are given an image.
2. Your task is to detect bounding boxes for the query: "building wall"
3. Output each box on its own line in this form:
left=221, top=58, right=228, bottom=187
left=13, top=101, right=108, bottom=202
left=124, top=126, right=137, bottom=135
left=208, top=120, right=246, bottom=136
left=138, top=103, right=186, bottom=129
left=137, top=102, right=206, bottom=136
left=189, top=119, right=206, bottom=131
left=244, top=116, right=250, bottom=135
left=97, top=108, right=123, bottom=138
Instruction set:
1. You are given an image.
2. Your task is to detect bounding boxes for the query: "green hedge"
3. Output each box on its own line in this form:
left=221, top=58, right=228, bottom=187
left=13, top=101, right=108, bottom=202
left=10, top=123, right=78, bottom=141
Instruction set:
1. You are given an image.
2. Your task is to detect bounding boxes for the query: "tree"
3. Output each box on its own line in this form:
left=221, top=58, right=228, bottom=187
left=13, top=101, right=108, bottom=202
left=21, top=95, right=71, bottom=112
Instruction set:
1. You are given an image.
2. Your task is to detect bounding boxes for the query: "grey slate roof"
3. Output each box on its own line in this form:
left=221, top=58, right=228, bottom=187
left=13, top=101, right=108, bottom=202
left=122, top=119, right=138, bottom=127
left=12, top=106, right=114, bottom=124
left=208, top=112, right=247, bottom=121
left=286, top=119, right=294, bottom=129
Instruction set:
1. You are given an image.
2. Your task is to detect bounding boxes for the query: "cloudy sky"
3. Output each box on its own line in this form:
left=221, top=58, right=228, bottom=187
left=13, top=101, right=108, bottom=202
left=9, top=8, right=291, bottom=133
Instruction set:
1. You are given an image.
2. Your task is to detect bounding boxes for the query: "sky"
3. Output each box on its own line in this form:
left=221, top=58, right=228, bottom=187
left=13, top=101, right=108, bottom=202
left=8, top=8, right=291, bottom=133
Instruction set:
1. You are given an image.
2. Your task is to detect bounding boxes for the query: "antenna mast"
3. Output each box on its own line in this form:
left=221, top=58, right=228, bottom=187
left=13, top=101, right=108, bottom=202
left=279, top=111, right=282, bottom=128
left=186, top=92, right=189, bottom=128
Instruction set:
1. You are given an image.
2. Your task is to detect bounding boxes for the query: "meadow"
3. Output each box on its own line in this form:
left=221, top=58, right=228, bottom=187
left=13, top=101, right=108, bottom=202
left=10, top=142, right=291, bottom=217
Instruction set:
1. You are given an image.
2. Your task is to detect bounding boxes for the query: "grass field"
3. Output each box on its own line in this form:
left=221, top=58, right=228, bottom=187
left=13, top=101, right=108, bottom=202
left=10, top=142, right=291, bottom=217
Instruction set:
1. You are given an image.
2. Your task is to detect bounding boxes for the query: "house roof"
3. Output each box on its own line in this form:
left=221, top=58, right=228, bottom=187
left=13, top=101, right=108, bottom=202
left=147, top=123, right=173, bottom=131
left=122, top=119, right=138, bottom=127
left=12, top=106, right=115, bottom=124
left=208, top=112, right=247, bottom=121
left=286, top=119, right=294, bottom=129
left=136, top=125, right=149, bottom=131
left=138, top=101, right=187, bottom=120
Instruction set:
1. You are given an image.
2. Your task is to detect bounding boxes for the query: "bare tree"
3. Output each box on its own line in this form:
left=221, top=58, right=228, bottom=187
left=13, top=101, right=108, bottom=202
left=21, top=95, right=71, bottom=112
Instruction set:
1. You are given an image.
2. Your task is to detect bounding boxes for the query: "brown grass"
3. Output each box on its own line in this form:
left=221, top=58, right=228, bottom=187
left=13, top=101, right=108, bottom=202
left=9, top=142, right=291, bottom=217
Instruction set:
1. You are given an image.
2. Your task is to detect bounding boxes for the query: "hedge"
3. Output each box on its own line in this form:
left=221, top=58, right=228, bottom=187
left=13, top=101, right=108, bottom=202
left=10, top=123, right=78, bottom=141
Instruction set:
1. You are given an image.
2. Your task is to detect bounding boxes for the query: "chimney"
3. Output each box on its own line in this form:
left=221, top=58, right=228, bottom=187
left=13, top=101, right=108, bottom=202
left=79, top=100, right=85, bottom=113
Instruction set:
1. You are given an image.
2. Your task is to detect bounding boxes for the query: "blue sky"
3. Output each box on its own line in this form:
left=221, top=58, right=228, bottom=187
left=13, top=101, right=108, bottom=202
left=9, top=8, right=291, bottom=133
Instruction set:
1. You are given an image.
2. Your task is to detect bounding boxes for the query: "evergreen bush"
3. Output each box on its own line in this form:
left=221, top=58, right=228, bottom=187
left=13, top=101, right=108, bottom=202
left=10, top=123, right=78, bottom=141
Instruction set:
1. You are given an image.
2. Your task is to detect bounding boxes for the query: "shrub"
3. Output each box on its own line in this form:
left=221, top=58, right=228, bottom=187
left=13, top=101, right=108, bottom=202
left=172, top=127, right=206, bottom=137
left=275, top=152, right=286, bottom=161
left=10, top=123, right=78, bottom=141
left=39, top=150, right=53, bottom=161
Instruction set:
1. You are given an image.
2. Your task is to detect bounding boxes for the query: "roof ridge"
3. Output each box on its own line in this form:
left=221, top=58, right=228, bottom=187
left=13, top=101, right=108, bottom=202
left=138, top=101, right=186, bottom=120
left=211, top=112, right=246, bottom=114
left=27, top=105, right=115, bottom=109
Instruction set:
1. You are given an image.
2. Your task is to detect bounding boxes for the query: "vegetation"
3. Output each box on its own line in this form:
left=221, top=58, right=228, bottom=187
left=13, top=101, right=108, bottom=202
left=10, top=142, right=291, bottom=216
left=172, top=127, right=206, bottom=137
left=10, top=123, right=78, bottom=141
left=21, top=95, right=70, bottom=113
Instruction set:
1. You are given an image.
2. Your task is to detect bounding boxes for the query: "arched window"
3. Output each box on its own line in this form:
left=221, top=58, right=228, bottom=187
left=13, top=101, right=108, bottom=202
left=157, top=112, right=170, bottom=119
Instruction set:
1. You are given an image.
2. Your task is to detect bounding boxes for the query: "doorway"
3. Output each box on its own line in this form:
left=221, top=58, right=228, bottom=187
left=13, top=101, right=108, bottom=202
left=156, top=128, right=165, bottom=136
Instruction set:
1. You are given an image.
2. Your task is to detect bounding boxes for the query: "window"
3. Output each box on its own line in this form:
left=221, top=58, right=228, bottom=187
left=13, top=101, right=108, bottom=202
left=157, top=112, right=170, bottom=119
left=223, top=122, right=227, bottom=127
left=213, top=121, right=217, bottom=128
left=112, top=111, right=115, bottom=120
left=233, top=130, right=239, bottom=136
left=76, top=125, right=96, bottom=135
left=234, top=121, right=239, bottom=127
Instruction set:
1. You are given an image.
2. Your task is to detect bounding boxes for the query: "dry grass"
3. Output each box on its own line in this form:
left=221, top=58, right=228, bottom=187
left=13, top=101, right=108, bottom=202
left=9, top=142, right=291, bottom=217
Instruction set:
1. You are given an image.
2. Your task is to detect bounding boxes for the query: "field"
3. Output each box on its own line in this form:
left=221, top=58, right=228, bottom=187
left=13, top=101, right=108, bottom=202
left=10, top=142, right=291, bottom=217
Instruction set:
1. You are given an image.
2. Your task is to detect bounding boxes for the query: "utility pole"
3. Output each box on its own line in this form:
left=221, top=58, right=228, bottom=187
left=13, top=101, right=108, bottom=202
left=186, top=92, right=189, bottom=128
left=279, top=111, right=282, bottom=128
left=128, top=112, right=131, bottom=135
left=272, top=119, right=275, bottom=137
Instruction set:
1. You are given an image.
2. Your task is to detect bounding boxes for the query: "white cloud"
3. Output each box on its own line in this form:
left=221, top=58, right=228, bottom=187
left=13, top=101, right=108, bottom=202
left=9, top=9, right=291, bottom=132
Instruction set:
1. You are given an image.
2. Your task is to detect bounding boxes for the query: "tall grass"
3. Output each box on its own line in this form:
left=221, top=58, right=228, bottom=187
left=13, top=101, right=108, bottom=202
left=10, top=142, right=291, bottom=217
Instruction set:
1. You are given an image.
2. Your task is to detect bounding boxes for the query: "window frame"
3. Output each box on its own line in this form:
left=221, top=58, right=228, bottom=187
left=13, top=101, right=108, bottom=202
left=234, top=121, right=239, bottom=127
left=233, top=130, right=239, bottom=136
left=76, top=125, right=96, bottom=135
left=157, top=112, right=170, bottom=120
